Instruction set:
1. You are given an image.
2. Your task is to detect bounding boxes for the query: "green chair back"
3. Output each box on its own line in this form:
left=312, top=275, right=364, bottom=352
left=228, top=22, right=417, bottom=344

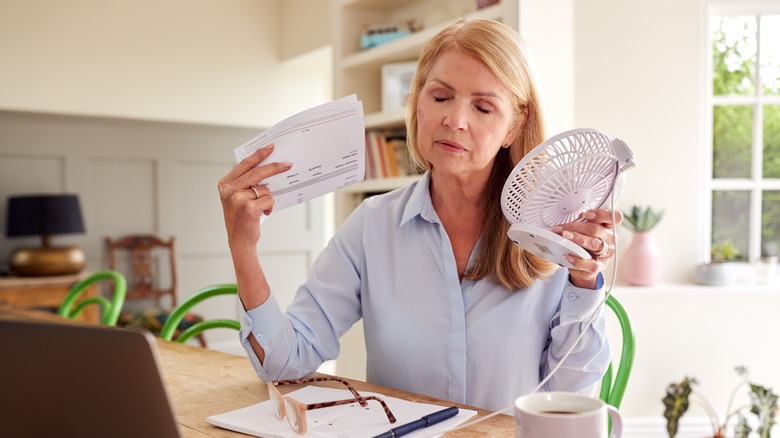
left=159, top=283, right=240, bottom=344
left=58, top=270, right=127, bottom=326
left=599, top=293, right=636, bottom=409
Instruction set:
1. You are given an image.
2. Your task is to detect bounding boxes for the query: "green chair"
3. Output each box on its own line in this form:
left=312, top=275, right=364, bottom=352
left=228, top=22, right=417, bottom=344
left=160, top=283, right=240, bottom=344
left=58, top=270, right=127, bottom=326
left=599, top=293, right=636, bottom=409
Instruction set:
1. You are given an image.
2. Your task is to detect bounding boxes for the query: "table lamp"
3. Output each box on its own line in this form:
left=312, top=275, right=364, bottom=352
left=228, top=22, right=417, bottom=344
left=5, top=194, right=87, bottom=276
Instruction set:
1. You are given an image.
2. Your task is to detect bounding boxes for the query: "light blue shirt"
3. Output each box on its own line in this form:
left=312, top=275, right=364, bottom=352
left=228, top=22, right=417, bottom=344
left=239, top=172, right=610, bottom=411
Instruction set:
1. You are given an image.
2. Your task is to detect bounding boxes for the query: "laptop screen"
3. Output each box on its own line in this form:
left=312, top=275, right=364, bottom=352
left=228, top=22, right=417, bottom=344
left=0, top=317, right=181, bottom=438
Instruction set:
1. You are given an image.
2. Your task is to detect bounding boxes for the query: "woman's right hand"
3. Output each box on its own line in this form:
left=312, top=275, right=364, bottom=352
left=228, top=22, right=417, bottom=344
left=217, top=144, right=293, bottom=251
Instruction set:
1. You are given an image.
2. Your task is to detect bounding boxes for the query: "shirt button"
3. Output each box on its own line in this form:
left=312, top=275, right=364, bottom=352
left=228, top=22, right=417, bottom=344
left=568, top=292, right=578, bottom=301
left=255, top=333, right=264, bottom=341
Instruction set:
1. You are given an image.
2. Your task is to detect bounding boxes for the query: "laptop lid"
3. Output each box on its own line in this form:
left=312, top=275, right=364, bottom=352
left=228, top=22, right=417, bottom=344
left=0, top=317, right=181, bottom=438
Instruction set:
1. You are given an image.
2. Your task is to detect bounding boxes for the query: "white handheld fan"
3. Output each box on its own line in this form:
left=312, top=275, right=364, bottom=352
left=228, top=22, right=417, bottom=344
left=501, top=128, right=635, bottom=268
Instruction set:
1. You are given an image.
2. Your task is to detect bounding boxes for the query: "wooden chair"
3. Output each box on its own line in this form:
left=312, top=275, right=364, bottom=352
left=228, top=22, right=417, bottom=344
left=105, top=234, right=206, bottom=346
left=58, top=270, right=127, bottom=326
left=160, top=283, right=240, bottom=344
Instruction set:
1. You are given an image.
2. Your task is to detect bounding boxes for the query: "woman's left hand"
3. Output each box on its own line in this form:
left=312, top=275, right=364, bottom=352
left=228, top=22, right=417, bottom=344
left=551, top=209, right=623, bottom=289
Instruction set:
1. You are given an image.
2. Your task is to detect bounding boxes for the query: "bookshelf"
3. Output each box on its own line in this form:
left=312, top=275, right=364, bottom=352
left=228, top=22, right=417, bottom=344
left=330, top=0, right=575, bottom=380
left=331, top=0, right=575, bottom=230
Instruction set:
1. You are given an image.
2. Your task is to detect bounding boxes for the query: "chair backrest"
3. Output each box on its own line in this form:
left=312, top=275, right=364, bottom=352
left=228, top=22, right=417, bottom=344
left=105, top=234, right=177, bottom=308
left=599, top=293, right=636, bottom=409
left=58, top=270, right=127, bottom=326
left=160, top=283, right=240, bottom=344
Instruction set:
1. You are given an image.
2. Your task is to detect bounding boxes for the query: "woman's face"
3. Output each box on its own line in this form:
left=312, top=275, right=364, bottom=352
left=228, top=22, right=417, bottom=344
left=416, top=49, right=519, bottom=181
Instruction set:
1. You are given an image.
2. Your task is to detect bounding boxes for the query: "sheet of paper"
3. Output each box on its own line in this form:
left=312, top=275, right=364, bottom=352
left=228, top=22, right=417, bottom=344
left=207, top=386, right=477, bottom=438
left=233, top=95, right=365, bottom=218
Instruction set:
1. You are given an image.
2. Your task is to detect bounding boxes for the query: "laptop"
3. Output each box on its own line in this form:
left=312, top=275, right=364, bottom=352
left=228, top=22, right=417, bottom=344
left=0, top=317, right=181, bottom=438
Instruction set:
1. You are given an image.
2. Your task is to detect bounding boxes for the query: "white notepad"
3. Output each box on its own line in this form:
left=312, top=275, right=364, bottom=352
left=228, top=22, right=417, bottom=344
left=207, top=386, right=476, bottom=438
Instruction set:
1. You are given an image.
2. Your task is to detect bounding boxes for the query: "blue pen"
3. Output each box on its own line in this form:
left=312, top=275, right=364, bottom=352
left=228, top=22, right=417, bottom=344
left=371, top=405, right=459, bottom=438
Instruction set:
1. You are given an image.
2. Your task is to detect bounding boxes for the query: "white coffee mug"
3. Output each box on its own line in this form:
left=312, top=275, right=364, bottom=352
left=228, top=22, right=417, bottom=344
left=515, top=392, right=622, bottom=438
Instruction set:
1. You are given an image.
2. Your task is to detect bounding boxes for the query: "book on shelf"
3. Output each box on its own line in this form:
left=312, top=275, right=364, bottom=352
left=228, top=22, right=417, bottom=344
left=364, top=129, right=418, bottom=180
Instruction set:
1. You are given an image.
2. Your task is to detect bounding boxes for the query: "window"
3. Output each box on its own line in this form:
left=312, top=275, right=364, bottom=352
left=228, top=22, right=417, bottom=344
left=708, top=3, right=780, bottom=261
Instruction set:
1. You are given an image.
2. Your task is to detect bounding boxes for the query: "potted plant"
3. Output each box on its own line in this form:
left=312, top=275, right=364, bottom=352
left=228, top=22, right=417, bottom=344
left=694, top=240, right=741, bottom=285
left=662, top=366, right=778, bottom=438
left=619, top=205, right=664, bottom=286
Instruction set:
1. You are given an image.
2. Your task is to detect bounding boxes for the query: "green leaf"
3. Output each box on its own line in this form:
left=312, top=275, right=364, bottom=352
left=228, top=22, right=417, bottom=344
left=748, top=383, right=778, bottom=438
left=734, top=414, right=752, bottom=438
left=621, top=205, right=664, bottom=232
left=663, top=378, right=695, bottom=438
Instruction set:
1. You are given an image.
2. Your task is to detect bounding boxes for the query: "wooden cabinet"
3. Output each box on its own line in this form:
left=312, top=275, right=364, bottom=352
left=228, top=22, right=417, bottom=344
left=0, top=274, right=99, bottom=323
left=330, top=0, right=575, bottom=381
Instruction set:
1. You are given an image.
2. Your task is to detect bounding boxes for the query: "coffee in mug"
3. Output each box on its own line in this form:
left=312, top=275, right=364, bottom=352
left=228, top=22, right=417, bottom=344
left=515, top=392, right=622, bottom=438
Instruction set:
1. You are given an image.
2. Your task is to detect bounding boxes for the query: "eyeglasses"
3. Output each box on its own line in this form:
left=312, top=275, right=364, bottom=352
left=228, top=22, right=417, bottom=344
left=267, top=377, right=397, bottom=434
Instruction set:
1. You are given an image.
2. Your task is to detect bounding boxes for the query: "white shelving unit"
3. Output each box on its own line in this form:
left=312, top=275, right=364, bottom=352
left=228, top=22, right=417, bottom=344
left=330, top=0, right=575, bottom=380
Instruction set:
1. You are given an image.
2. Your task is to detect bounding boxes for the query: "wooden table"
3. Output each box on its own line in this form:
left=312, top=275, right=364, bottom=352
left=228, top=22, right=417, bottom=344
left=0, top=307, right=514, bottom=436
left=157, top=341, right=515, bottom=437
left=0, top=274, right=98, bottom=322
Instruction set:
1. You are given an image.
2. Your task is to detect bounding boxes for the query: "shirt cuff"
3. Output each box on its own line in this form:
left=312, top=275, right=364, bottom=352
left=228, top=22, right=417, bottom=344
left=560, top=272, right=606, bottom=325
left=237, top=293, right=287, bottom=381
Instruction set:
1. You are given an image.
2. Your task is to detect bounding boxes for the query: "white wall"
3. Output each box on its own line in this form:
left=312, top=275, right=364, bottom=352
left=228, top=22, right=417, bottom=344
left=0, top=0, right=331, bottom=127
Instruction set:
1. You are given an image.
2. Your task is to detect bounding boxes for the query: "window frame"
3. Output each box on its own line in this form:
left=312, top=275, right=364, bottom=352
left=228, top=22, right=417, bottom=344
left=705, top=1, right=780, bottom=263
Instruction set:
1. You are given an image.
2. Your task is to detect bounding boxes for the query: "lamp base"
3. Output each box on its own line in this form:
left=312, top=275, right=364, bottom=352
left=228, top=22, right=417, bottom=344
left=9, top=246, right=86, bottom=276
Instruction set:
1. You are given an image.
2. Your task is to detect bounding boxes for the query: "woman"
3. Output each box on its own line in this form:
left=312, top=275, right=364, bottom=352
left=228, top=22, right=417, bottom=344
left=218, top=18, right=619, bottom=412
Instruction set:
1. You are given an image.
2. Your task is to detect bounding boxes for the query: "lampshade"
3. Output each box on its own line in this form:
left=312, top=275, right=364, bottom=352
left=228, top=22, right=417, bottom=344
left=5, top=194, right=86, bottom=276
left=6, top=194, right=85, bottom=239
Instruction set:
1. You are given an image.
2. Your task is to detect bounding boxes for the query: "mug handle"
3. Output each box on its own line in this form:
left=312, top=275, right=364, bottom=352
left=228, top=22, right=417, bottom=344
left=607, top=405, right=622, bottom=438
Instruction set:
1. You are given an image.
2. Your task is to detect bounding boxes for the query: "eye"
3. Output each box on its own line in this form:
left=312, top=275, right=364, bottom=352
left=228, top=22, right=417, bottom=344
left=475, top=106, right=491, bottom=114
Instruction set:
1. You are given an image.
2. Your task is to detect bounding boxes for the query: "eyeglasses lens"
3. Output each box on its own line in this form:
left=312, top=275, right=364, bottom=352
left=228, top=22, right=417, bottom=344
left=269, top=388, right=283, bottom=418
left=284, top=398, right=302, bottom=433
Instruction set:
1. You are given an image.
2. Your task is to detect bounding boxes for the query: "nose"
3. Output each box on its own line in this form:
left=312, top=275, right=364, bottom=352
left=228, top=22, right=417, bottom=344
left=443, top=101, right=467, bottom=131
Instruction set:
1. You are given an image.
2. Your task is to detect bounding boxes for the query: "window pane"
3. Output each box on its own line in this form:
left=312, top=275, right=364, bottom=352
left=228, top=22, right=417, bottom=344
left=765, top=104, right=780, bottom=178
left=712, top=15, right=757, bottom=96
left=712, top=190, right=749, bottom=260
left=713, top=105, right=752, bottom=178
left=760, top=15, right=780, bottom=96
left=763, top=190, right=780, bottom=255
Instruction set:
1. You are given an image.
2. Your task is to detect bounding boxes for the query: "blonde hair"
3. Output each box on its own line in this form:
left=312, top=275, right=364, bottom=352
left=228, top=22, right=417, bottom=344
left=406, top=18, right=557, bottom=289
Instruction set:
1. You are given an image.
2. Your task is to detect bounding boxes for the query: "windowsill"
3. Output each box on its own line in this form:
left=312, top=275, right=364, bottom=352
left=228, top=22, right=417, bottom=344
left=611, top=282, right=779, bottom=294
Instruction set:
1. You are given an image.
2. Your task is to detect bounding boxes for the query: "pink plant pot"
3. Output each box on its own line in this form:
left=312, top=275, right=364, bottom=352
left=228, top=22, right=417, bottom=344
left=620, top=231, right=663, bottom=286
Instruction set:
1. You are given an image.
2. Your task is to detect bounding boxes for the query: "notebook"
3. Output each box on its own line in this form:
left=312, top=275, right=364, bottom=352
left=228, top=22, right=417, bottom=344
left=0, top=317, right=181, bottom=438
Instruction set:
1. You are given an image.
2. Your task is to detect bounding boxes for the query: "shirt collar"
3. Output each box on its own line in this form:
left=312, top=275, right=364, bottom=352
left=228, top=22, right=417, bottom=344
left=400, top=172, right=439, bottom=226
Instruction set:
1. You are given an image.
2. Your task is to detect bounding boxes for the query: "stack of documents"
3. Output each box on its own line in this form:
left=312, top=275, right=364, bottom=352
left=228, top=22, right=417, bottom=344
left=233, top=95, right=366, bottom=215
left=207, top=386, right=476, bottom=438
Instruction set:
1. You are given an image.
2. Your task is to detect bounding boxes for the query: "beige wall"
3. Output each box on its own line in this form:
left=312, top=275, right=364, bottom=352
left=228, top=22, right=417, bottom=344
left=0, top=0, right=331, bottom=127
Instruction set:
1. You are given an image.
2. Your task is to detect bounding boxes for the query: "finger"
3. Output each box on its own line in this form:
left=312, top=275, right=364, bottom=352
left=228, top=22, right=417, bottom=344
left=237, top=161, right=293, bottom=191
left=560, top=229, right=612, bottom=254
left=219, top=144, right=276, bottom=186
left=581, top=209, right=623, bottom=227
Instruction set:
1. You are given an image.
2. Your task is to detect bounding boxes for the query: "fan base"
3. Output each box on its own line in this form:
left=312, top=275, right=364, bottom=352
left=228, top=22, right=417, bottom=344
left=507, top=223, right=591, bottom=268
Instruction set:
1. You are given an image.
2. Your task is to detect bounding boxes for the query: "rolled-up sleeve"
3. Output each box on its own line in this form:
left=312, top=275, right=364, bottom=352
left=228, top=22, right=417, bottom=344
left=237, top=293, right=295, bottom=381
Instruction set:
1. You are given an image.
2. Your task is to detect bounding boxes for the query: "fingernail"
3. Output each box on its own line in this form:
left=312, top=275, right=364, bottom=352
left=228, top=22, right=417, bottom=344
left=562, top=231, right=574, bottom=239
left=282, top=162, right=293, bottom=168
left=263, top=144, right=275, bottom=151
left=583, top=212, right=596, bottom=219
left=551, top=226, right=563, bottom=233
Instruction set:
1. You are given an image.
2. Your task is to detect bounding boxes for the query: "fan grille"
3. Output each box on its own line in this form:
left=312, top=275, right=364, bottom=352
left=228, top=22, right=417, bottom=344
left=502, top=129, right=619, bottom=228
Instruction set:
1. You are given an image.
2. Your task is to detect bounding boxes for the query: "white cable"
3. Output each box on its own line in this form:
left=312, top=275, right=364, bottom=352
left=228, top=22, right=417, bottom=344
left=420, top=165, right=624, bottom=437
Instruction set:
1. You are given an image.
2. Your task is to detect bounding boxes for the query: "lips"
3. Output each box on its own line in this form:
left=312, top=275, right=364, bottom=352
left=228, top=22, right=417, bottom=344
left=436, top=139, right=466, bottom=152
